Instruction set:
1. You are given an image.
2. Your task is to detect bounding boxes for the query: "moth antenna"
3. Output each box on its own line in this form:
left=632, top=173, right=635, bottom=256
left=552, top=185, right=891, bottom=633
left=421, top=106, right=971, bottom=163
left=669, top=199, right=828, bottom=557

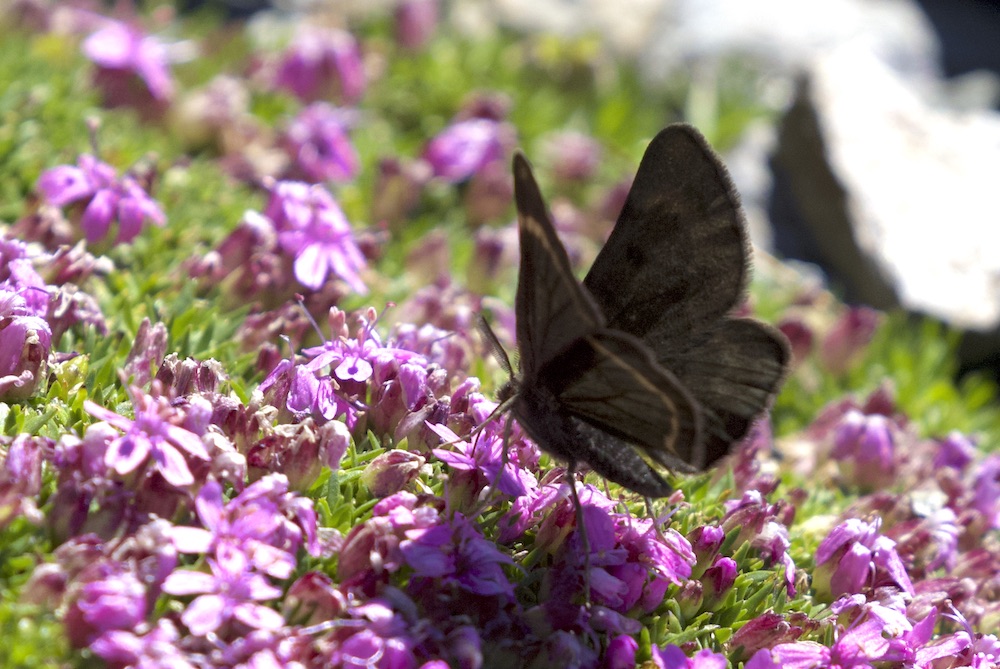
left=476, top=313, right=513, bottom=377
left=465, top=412, right=518, bottom=519
left=440, top=407, right=522, bottom=519
left=645, top=496, right=669, bottom=544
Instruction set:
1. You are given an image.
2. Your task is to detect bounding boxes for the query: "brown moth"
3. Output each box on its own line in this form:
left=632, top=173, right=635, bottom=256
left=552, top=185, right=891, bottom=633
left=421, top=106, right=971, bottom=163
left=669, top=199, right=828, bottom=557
left=487, top=124, right=789, bottom=497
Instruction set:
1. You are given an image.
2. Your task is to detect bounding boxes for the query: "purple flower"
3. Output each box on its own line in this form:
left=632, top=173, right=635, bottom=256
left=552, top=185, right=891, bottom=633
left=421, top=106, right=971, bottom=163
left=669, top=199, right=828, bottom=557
left=429, top=422, right=534, bottom=499
left=189, top=209, right=292, bottom=307
left=831, top=409, right=897, bottom=490
left=721, top=491, right=797, bottom=596
left=85, top=388, right=211, bottom=488
left=969, top=454, right=1000, bottom=532
left=82, top=20, right=175, bottom=102
left=274, top=307, right=438, bottom=439
left=37, top=154, right=166, bottom=245
left=392, top=321, right=471, bottom=379
left=423, top=118, right=506, bottom=182
left=170, top=475, right=318, bottom=576
left=539, top=130, right=602, bottom=182
left=401, top=513, right=515, bottom=599
left=814, top=517, right=915, bottom=600
left=75, top=570, right=147, bottom=636
left=777, top=316, right=814, bottom=365
left=38, top=154, right=116, bottom=207
left=282, top=571, right=346, bottom=625
left=934, top=430, right=977, bottom=471
left=820, top=306, right=881, bottom=374
left=248, top=418, right=350, bottom=490
left=91, top=619, right=196, bottom=669
left=162, top=542, right=285, bottom=636
left=264, top=180, right=367, bottom=293
left=606, top=634, right=638, bottom=669
left=891, top=502, right=959, bottom=575
left=747, top=602, right=966, bottom=669
left=496, top=481, right=565, bottom=544
left=0, top=434, right=44, bottom=528
left=884, top=608, right=972, bottom=666
left=611, top=514, right=695, bottom=612
left=273, top=27, right=366, bottom=104
left=653, top=645, right=729, bottom=669
left=727, top=612, right=816, bottom=661
left=395, top=0, right=439, bottom=50
left=702, top=556, right=738, bottom=610
left=329, top=600, right=418, bottom=669
left=0, top=290, right=51, bottom=401
left=689, top=525, right=726, bottom=575
left=283, top=102, right=359, bottom=183
left=0, top=236, right=51, bottom=317
left=338, top=491, right=439, bottom=583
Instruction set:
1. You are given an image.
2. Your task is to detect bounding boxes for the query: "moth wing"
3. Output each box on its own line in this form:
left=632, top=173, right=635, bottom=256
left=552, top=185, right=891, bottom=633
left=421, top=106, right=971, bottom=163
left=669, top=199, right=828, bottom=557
left=650, top=318, right=789, bottom=468
left=545, top=330, right=705, bottom=472
left=583, top=124, right=788, bottom=463
left=513, top=153, right=604, bottom=376
left=583, top=124, right=748, bottom=340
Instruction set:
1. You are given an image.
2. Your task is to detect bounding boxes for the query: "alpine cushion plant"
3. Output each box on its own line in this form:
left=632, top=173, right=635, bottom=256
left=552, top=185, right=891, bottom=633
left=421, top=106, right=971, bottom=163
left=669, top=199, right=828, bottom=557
left=1, top=4, right=1000, bottom=669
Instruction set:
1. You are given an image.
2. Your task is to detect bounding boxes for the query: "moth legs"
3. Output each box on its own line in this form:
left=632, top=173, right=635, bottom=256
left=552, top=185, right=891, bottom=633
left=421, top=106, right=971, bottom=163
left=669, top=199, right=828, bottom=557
left=566, top=462, right=593, bottom=607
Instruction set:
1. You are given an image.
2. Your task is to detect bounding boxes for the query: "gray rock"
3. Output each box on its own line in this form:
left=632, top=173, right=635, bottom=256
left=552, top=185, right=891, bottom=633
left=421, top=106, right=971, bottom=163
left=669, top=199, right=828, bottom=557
left=771, top=45, right=1000, bottom=343
left=639, top=0, right=941, bottom=87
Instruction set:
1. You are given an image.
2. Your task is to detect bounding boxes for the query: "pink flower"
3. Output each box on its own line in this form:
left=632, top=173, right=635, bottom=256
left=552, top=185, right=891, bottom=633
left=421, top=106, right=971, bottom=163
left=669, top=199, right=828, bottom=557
left=264, top=181, right=367, bottom=294
left=37, top=154, right=165, bottom=245
left=282, top=103, right=359, bottom=183
left=423, top=118, right=505, bottom=183
left=273, top=27, right=365, bottom=104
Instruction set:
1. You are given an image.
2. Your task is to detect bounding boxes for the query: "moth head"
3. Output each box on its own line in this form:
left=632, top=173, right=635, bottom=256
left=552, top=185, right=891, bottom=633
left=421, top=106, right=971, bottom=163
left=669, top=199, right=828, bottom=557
left=497, top=377, right=518, bottom=404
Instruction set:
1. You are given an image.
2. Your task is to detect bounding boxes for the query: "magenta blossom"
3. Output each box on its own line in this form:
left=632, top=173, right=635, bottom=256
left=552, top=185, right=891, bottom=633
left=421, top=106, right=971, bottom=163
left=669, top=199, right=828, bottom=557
left=0, top=434, right=45, bottom=528
left=820, top=306, right=881, bottom=374
left=83, top=19, right=175, bottom=101
left=653, top=645, right=729, bottom=669
left=85, top=390, right=211, bottom=488
left=283, top=102, right=359, bottom=184
left=539, top=130, right=602, bottom=182
left=263, top=180, right=367, bottom=293
left=423, top=118, right=506, bottom=182
left=395, top=0, right=439, bottom=50
left=401, top=512, right=515, bottom=599
left=746, top=603, right=970, bottom=669
left=0, top=290, right=51, bottom=401
left=168, top=476, right=313, bottom=580
left=814, top=517, right=915, bottom=600
left=831, top=409, right=898, bottom=489
left=91, top=619, right=196, bottom=669
left=429, top=422, right=535, bottom=499
left=37, top=154, right=166, bottom=245
left=81, top=19, right=177, bottom=121
left=0, top=236, right=49, bottom=316
left=162, top=541, right=285, bottom=636
left=272, top=27, right=365, bottom=104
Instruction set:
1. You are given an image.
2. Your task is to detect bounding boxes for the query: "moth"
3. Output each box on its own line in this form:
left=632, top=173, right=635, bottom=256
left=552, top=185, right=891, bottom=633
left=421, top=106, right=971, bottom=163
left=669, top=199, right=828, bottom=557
left=484, top=124, right=789, bottom=498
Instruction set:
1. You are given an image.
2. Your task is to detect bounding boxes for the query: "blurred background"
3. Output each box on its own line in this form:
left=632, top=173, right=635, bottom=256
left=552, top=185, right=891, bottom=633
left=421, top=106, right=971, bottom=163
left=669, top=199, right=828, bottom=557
left=177, top=0, right=1000, bottom=376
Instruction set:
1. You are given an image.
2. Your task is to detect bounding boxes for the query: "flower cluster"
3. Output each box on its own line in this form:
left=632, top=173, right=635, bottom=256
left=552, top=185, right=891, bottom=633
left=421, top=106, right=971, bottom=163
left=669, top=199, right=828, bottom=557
left=37, top=153, right=166, bottom=247
left=190, top=180, right=368, bottom=326
left=0, top=234, right=108, bottom=401
left=82, top=18, right=177, bottom=118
